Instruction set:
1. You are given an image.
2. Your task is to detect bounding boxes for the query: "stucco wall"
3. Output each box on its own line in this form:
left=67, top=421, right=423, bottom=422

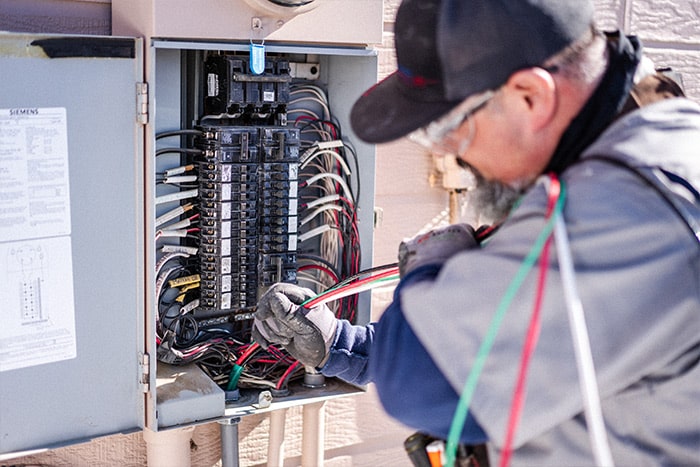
left=2, top=0, right=698, bottom=466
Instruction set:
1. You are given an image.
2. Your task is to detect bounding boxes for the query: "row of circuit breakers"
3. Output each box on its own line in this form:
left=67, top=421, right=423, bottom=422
left=197, top=55, right=297, bottom=314
left=195, top=124, right=300, bottom=312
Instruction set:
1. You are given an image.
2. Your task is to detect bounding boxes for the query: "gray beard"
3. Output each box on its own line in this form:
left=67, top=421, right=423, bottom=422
left=457, top=162, right=529, bottom=224
left=470, top=176, right=525, bottom=223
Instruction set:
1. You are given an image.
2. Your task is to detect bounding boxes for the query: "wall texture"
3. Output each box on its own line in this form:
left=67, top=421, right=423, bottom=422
left=1, top=0, right=698, bottom=466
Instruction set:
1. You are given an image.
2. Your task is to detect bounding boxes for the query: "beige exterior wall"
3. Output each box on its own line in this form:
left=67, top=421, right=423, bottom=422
left=2, top=0, right=698, bottom=466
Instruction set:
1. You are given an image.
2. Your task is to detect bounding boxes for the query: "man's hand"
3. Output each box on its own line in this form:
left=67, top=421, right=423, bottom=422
left=398, top=223, right=478, bottom=277
left=252, top=283, right=338, bottom=368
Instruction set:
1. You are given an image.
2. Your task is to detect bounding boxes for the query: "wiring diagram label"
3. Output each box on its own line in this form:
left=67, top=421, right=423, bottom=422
left=0, top=108, right=77, bottom=372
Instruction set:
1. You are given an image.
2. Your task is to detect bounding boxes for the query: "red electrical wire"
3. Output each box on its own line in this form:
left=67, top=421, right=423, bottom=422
left=302, top=267, right=400, bottom=309
left=294, top=115, right=317, bottom=126
left=276, top=360, right=302, bottom=390
left=298, top=263, right=340, bottom=283
left=235, top=342, right=260, bottom=366
left=500, top=174, right=561, bottom=467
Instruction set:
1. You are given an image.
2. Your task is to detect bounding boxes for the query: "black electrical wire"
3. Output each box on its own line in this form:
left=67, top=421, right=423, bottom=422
left=341, top=142, right=361, bottom=209
left=156, top=129, right=203, bottom=140
left=156, top=147, right=203, bottom=157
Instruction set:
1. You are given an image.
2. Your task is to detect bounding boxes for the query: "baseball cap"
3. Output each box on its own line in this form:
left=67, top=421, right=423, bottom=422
left=350, top=0, right=594, bottom=144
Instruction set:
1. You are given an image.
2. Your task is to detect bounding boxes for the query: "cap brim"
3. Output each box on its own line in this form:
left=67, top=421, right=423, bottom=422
left=350, top=71, right=459, bottom=144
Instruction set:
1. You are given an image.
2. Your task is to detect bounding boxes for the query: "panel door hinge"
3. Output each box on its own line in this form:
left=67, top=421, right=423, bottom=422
left=139, top=352, right=150, bottom=393
left=136, top=82, right=149, bottom=125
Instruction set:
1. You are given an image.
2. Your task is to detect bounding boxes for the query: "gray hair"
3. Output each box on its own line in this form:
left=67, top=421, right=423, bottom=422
left=542, top=25, right=608, bottom=86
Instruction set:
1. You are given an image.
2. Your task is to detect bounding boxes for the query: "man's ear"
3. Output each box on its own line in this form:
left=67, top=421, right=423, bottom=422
left=503, top=67, right=557, bottom=131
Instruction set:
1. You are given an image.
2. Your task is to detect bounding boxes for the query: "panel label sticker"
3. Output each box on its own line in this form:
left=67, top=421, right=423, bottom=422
left=0, top=107, right=77, bottom=372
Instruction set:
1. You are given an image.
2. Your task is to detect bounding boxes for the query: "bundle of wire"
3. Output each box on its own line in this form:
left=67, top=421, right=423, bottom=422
left=152, top=79, right=364, bottom=394
left=290, top=83, right=362, bottom=321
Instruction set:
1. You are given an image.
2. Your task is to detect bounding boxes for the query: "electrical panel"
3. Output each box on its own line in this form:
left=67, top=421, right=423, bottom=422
left=0, top=0, right=380, bottom=458
left=152, top=45, right=376, bottom=422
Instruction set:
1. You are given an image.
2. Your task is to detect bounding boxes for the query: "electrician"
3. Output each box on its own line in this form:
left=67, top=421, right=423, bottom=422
left=252, top=0, right=700, bottom=465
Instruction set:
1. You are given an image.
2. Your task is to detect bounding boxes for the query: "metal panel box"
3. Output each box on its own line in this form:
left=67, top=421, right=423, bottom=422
left=112, top=0, right=383, bottom=46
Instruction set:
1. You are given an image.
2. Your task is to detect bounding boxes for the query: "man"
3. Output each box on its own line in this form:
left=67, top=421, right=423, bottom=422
left=253, top=0, right=700, bottom=465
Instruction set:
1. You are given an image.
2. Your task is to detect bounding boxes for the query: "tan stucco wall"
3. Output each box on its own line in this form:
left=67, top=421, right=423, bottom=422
left=2, top=0, right=698, bottom=466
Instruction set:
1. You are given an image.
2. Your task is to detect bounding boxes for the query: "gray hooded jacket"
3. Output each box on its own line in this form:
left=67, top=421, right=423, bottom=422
left=402, top=97, right=700, bottom=466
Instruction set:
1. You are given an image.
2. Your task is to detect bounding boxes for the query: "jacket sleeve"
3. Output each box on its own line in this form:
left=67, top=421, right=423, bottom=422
left=320, top=319, right=374, bottom=385
left=321, top=264, right=488, bottom=444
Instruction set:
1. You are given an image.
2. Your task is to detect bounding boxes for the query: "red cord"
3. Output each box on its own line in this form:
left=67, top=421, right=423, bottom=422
left=276, top=360, right=302, bottom=390
left=303, top=267, right=399, bottom=309
left=298, top=263, right=340, bottom=283
left=235, top=342, right=260, bottom=365
left=500, top=174, right=561, bottom=467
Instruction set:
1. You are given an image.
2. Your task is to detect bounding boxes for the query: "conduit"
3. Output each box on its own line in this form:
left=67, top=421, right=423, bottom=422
left=268, top=409, right=288, bottom=466
left=219, top=417, right=241, bottom=467
left=301, top=401, right=325, bottom=467
left=143, top=426, right=195, bottom=467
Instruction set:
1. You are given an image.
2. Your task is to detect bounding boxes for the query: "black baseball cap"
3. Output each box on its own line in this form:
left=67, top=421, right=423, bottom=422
left=350, top=0, right=594, bottom=144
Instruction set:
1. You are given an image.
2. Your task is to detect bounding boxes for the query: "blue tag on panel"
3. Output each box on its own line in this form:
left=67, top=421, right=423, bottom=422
left=250, top=42, right=265, bottom=75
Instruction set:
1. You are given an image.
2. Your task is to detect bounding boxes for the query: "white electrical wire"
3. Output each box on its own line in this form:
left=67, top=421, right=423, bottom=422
left=304, top=194, right=341, bottom=210
left=288, top=96, right=331, bottom=119
left=310, top=277, right=400, bottom=309
left=160, top=217, right=192, bottom=231
left=301, top=148, right=352, bottom=175
left=288, top=108, right=322, bottom=121
left=300, top=128, right=334, bottom=142
left=321, top=226, right=339, bottom=274
left=298, top=224, right=332, bottom=243
left=290, top=84, right=329, bottom=101
left=157, top=229, right=190, bottom=238
left=155, top=188, right=198, bottom=205
left=163, top=175, right=198, bottom=184
left=164, top=164, right=195, bottom=177
left=156, top=203, right=192, bottom=228
left=290, top=86, right=331, bottom=119
left=300, top=204, right=343, bottom=226
left=296, top=271, right=328, bottom=291
left=554, top=215, right=615, bottom=467
left=304, top=173, right=354, bottom=203
left=161, top=244, right=198, bottom=255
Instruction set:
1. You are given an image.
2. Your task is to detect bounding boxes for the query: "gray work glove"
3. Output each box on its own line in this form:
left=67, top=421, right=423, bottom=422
left=398, top=223, right=478, bottom=277
left=252, top=282, right=338, bottom=368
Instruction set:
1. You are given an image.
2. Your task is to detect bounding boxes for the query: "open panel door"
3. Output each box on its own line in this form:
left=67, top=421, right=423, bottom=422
left=0, top=33, right=145, bottom=457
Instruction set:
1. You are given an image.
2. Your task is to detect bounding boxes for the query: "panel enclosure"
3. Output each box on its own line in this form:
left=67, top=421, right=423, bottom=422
left=0, top=33, right=145, bottom=457
left=146, top=39, right=378, bottom=430
left=112, top=0, right=383, bottom=47
left=0, top=22, right=380, bottom=459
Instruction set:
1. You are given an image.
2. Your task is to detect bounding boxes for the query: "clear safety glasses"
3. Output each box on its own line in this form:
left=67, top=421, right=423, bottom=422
left=409, top=89, right=495, bottom=156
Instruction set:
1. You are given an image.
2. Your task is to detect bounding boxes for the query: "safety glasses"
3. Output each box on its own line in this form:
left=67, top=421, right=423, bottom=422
left=409, top=89, right=495, bottom=156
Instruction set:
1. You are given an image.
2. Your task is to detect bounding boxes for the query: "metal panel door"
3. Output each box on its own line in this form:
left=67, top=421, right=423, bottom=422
left=0, top=33, right=145, bottom=456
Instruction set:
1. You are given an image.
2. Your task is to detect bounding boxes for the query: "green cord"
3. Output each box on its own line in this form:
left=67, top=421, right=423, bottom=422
left=226, top=364, right=244, bottom=391
left=444, top=182, right=567, bottom=466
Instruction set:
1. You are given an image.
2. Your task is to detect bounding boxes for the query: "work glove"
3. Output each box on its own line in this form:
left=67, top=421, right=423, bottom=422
left=398, top=223, right=478, bottom=277
left=252, top=282, right=338, bottom=368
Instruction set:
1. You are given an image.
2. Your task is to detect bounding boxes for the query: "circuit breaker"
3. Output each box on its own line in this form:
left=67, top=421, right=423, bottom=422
left=0, top=0, right=380, bottom=457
